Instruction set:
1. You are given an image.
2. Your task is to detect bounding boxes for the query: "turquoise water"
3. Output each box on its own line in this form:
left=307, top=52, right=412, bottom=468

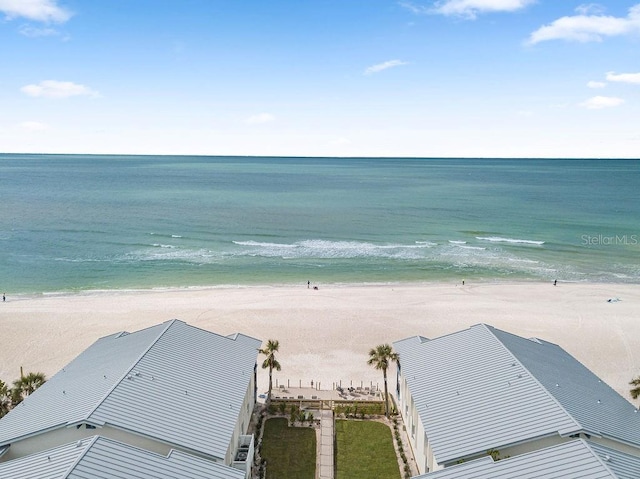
left=0, top=155, right=638, bottom=293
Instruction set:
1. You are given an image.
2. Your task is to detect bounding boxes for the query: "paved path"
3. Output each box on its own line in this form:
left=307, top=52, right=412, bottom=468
left=318, top=409, right=334, bottom=479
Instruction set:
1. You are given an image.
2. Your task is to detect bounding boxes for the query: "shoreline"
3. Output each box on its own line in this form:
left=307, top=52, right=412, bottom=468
left=4, top=277, right=635, bottom=300
left=1, top=281, right=638, bottom=404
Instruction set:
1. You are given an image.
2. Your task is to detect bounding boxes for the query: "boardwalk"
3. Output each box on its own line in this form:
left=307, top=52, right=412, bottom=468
left=318, top=409, right=334, bottom=479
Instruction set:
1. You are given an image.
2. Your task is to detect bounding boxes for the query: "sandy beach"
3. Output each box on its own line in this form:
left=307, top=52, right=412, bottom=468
left=1, top=282, right=638, bottom=403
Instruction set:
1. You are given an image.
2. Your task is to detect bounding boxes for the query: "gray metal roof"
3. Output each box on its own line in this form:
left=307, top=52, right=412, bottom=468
left=393, top=324, right=640, bottom=465
left=492, top=327, right=640, bottom=448
left=0, top=435, right=245, bottom=479
left=412, top=439, right=640, bottom=479
left=589, top=441, right=640, bottom=479
left=0, top=320, right=261, bottom=460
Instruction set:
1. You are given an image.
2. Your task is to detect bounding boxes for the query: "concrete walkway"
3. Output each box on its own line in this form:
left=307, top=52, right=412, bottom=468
left=318, top=409, right=334, bottom=479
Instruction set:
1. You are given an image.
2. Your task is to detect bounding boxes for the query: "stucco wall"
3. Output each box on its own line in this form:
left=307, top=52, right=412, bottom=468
left=0, top=424, right=176, bottom=462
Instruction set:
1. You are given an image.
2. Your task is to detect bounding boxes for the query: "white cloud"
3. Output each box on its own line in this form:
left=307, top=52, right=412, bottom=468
left=20, top=121, right=49, bottom=131
left=587, top=80, right=606, bottom=88
left=579, top=95, right=624, bottom=109
left=364, top=60, right=408, bottom=75
left=246, top=113, right=275, bottom=125
left=429, top=0, right=535, bottom=19
left=606, top=71, right=640, bottom=84
left=575, top=3, right=606, bottom=16
left=20, top=80, right=99, bottom=99
left=19, top=24, right=61, bottom=37
left=0, top=0, right=72, bottom=23
left=399, top=1, right=430, bottom=14
left=528, top=4, right=640, bottom=44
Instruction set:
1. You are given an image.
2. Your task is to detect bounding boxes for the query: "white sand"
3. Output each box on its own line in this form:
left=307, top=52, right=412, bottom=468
left=1, top=282, right=638, bottom=402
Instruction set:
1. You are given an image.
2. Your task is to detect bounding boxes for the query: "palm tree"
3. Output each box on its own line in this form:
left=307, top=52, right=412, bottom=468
left=0, top=380, right=11, bottom=418
left=368, top=344, right=399, bottom=418
left=630, top=377, right=640, bottom=403
left=259, top=339, right=281, bottom=406
left=11, top=371, right=46, bottom=406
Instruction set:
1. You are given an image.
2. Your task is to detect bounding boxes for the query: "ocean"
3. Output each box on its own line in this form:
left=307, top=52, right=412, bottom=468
left=0, top=155, right=638, bottom=293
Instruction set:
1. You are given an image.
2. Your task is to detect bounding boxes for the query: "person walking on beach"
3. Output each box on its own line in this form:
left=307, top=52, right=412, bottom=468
left=307, top=280, right=310, bottom=289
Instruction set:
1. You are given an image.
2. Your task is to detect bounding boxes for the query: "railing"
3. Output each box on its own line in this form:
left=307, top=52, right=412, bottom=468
left=274, top=378, right=381, bottom=391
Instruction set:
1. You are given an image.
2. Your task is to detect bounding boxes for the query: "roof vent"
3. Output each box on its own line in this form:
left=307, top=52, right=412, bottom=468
left=555, top=383, right=559, bottom=387
left=127, top=375, right=132, bottom=380
left=603, top=454, right=611, bottom=462
left=597, top=400, right=601, bottom=404
left=76, top=441, right=82, bottom=448
left=134, top=371, right=141, bottom=377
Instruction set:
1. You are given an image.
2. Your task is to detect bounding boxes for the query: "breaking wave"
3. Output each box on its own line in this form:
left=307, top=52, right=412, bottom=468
left=476, top=236, right=545, bottom=246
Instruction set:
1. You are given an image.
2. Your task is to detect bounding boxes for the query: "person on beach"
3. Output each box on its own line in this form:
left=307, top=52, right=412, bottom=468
left=307, top=281, right=310, bottom=289
left=554, top=279, right=557, bottom=286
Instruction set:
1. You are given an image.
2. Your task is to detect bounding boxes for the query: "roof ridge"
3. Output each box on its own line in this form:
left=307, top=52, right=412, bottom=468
left=481, top=324, right=584, bottom=436
left=79, top=319, right=178, bottom=424
left=61, top=435, right=99, bottom=478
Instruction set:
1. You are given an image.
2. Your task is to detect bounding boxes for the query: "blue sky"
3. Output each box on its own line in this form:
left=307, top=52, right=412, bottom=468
left=1, top=0, right=639, bottom=157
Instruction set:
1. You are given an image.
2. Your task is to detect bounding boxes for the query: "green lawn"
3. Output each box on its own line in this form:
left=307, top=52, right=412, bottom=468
left=335, top=419, right=401, bottom=479
left=261, top=417, right=316, bottom=479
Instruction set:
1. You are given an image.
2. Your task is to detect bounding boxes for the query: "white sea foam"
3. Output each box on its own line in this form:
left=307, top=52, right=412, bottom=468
left=415, top=241, right=438, bottom=247
left=476, top=236, right=544, bottom=246
left=127, top=247, right=216, bottom=264
left=233, top=240, right=297, bottom=249
left=448, top=240, right=467, bottom=245
left=149, top=232, right=184, bottom=240
left=233, top=239, right=432, bottom=260
left=434, top=241, right=556, bottom=277
left=127, top=236, right=578, bottom=283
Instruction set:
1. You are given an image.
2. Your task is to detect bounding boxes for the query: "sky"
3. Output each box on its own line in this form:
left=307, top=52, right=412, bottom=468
left=0, top=0, right=639, bottom=158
